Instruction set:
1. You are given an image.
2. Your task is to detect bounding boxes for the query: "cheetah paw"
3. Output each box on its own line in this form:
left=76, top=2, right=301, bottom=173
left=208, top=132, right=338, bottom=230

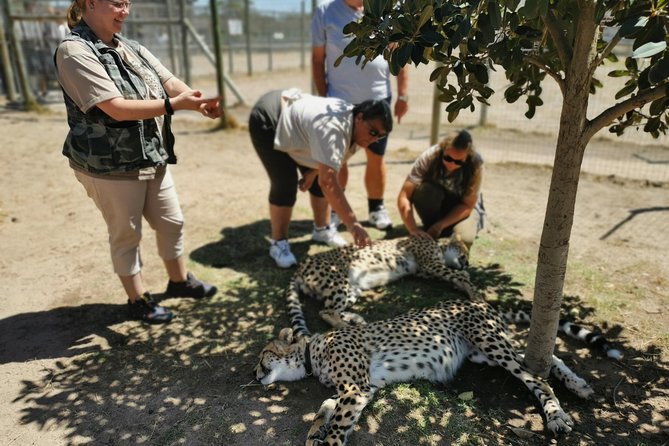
left=547, top=410, right=574, bottom=436
left=305, top=425, right=328, bottom=446
left=341, top=311, right=367, bottom=326
left=565, top=378, right=594, bottom=399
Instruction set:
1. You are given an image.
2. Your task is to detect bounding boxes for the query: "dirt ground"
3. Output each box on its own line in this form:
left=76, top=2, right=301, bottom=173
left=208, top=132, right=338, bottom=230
left=1, top=66, right=668, bottom=445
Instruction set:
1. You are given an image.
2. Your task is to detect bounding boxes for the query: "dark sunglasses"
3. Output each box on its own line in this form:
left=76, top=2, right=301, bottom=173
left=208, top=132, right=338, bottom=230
left=366, top=121, right=387, bottom=139
left=442, top=153, right=466, bottom=166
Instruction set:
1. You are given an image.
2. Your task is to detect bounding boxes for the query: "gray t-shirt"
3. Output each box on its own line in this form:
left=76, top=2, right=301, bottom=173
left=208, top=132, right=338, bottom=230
left=274, top=89, right=359, bottom=170
left=408, top=144, right=484, bottom=201
left=311, top=0, right=391, bottom=102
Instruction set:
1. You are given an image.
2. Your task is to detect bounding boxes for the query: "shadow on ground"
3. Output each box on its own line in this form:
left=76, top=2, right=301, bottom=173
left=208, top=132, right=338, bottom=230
left=4, top=221, right=668, bottom=445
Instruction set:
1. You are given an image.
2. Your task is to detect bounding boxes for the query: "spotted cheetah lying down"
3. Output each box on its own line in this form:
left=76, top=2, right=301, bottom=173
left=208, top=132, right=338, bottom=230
left=287, top=235, right=480, bottom=337
left=255, top=300, right=620, bottom=445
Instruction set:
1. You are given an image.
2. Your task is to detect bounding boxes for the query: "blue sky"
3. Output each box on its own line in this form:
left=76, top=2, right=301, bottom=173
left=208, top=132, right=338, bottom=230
left=195, top=0, right=313, bottom=13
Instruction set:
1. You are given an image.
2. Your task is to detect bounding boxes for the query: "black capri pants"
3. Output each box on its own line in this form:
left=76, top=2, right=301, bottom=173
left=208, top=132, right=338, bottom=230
left=248, top=90, right=325, bottom=207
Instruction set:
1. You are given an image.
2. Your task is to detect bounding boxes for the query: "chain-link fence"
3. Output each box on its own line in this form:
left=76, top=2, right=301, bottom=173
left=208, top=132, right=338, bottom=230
left=1, top=0, right=666, bottom=182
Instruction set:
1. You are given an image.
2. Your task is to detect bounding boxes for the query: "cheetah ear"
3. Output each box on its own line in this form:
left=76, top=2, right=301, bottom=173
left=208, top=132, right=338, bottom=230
left=278, top=327, right=294, bottom=344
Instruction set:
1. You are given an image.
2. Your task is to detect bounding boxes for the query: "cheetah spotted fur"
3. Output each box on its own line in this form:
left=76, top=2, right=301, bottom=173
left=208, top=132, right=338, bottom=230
left=287, top=235, right=480, bottom=336
left=255, top=300, right=620, bottom=445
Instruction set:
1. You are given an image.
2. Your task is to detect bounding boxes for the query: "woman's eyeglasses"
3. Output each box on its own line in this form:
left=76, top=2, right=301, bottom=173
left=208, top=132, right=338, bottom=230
left=103, top=0, right=132, bottom=10
left=442, top=153, right=465, bottom=166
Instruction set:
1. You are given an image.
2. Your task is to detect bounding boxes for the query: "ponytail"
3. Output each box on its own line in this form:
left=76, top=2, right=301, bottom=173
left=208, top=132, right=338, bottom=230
left=66, top=0, right=85, bottom=29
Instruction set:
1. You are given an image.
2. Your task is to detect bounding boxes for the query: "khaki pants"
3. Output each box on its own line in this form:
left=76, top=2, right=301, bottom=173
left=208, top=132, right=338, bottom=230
left=75, top=168, right=185, bottom=276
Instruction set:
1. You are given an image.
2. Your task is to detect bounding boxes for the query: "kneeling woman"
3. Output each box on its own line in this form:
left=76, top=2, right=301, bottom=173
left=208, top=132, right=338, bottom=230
left=397, top=129, right=485, bottom=250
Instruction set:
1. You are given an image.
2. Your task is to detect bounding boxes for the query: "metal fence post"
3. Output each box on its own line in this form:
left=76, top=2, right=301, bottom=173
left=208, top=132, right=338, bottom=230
left=244, top=0, right=252, bottom=75
left=0, top=7, right=18, bottom=101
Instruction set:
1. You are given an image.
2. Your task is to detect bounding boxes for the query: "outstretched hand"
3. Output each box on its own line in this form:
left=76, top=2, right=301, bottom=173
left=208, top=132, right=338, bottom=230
left=199, top=96, right=223, bottom=119
left=409, top=229, right=433, bottom=240
left=349, top=223, right=372, bottom=248
left=172, top=90, right=223, bottom=119
left=298, top=169, right=318, bottom=192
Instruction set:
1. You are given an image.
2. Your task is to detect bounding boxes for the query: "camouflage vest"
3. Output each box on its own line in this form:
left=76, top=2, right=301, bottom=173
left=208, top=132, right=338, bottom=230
left=58, top=22, right=176, bottom=174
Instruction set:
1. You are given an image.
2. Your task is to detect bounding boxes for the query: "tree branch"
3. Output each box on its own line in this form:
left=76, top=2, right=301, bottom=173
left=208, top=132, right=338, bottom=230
left=585, top=82, right=668, bottom=140
left=593, top=30, right=622, bottom=72
left=525, top=56, right=566, bottom=96
left=542, top=9, right=573, bottom=70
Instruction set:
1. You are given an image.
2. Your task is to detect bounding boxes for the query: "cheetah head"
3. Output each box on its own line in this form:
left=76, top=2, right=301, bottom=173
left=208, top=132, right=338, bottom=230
left=441, top=234, right=469, bottom=269
left=255, top=328, right=310, bottom=385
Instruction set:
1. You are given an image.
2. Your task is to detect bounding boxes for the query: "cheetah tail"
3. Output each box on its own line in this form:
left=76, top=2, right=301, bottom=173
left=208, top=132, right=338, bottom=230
left=500, top=307, right=622, bottom=360
left=558, top=319, right=622, bottom=360
left=286, top=276, right=311, bottom=338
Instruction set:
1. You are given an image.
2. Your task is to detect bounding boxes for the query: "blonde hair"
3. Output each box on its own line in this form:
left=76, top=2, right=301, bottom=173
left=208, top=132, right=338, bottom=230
left=66, top=0, right=86, bottom=29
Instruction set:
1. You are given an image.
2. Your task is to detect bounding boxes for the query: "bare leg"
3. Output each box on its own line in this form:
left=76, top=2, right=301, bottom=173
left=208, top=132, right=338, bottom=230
left=120, top=273, right=145, bottom=302
left=310, top=194, right=330, bottom=228
left=164, top=255, right=187, bottom=282
left=364, top=149, right=386, bottom=201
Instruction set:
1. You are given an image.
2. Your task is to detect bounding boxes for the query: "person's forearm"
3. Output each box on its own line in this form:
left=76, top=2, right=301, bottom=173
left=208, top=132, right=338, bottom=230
left=96, top=96, right=173, bottom=122
left=163, top=76, right=191, bottom=97
left=435, top=203, right=473, bottom=231
left=398, top=195, right=420, bottom=233
left=318, top=166, right=357, bottom=228
left=396, top=66, right=409, bottom=97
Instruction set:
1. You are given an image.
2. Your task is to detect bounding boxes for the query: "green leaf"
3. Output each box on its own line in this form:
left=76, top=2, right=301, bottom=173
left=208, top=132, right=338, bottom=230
left=644, top=117, right=661, bottom=133
left=632, top=41, right=667, bottom=59
left=525, top=104, right=536, bottom=119
left=649, top=98, right=667, bottom=116
left=446, top=100, right=461, bottom=112
left=624, top=57, right=638, bottom=72
left=418, top=5, right=433, bottom=29
left=619, top=16, right=649, bottom=38
left=527, top=95, right=543, bottom=107
left=520, top=0, right=541, bottom=19
left=487, top=0, right=502, bottom=29
left=389, top=43, right=413, bottom=75
left=419, top=25, right=443, bottom=45
left=648, top=55, right=669, bottom=84
left=614, top=82, right=637, bottom=99
left=411, top=44, right=426, bottom=65
left=447, top=109, right=460, bottom=122
left=430, top=66, right=446, bottom=82
left=504, top=85, right=523, bottom=103
left=607, top=70, right=629, bottom=77
left=472, top=64, right=489, bottom=84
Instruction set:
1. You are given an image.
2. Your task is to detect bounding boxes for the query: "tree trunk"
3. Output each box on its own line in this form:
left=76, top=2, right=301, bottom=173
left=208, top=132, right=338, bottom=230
left=523, top=1, right=599, bottom=376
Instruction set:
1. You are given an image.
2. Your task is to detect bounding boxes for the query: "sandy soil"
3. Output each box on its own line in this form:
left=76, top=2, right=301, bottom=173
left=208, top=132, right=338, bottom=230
left=0, top=66, right=667, bottom=445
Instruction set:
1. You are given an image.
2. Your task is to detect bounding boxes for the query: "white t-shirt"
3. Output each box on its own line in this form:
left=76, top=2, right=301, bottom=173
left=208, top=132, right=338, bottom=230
left=274, top=89, right=360, bottom=170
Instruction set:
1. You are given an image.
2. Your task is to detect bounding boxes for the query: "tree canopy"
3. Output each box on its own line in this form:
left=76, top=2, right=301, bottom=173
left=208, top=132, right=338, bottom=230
left=340, top=0, right=668, bottom=137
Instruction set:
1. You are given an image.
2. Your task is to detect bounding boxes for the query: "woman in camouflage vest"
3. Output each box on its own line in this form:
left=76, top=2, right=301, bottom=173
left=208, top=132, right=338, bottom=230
left=55, top=0, right=222, bottom=323
left=397, top=129, right=485, bottom=251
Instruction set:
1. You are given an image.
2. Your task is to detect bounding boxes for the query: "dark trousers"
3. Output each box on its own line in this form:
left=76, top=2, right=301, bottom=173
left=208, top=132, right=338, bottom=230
left=412, top=181, right=482, bottom=247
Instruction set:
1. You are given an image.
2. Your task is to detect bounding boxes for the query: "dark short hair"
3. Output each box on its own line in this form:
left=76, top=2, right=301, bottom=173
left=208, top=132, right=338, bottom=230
left=452, top=129, right=472, bottom=150
left=352, top=100, right=393, bottom=134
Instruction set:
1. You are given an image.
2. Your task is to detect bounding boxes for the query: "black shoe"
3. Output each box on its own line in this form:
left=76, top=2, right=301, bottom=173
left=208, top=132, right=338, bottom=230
left=166, top=272, right=217, bottom=299
left=127, top=292, right=173, bottom=324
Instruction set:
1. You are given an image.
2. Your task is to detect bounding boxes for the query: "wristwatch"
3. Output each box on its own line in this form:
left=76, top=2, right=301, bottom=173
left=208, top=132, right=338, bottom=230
left=397, top=95, right=409, bottom=102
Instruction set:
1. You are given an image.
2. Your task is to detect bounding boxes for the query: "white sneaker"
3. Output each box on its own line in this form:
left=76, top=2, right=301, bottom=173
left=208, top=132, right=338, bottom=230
left=311, top=225, right=348, bottom=248
left=330, top=211, right=342, bottom=228
left=369, top=206, right=392, bottom=229
left=269, top=239, right=297, bottom=268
